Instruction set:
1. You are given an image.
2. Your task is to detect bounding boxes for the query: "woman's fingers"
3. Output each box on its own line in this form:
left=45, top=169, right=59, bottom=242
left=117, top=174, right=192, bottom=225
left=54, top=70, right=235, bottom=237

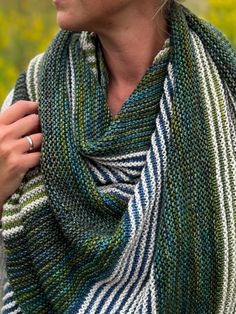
left=0, top=100, right=42, bottom=208
left=0, top=134, right=42, bottom=160
left=9, top=113, right=41, bottom=139
left=21, top=151, right=41, bottom=170
left=0, top=100, right=38, bottom=125
left=16, top=133, right=43, bottom=153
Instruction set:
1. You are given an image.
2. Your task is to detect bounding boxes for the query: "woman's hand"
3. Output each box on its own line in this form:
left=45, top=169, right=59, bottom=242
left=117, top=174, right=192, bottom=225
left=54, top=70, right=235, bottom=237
left=0, top=100, right=42, bottom=214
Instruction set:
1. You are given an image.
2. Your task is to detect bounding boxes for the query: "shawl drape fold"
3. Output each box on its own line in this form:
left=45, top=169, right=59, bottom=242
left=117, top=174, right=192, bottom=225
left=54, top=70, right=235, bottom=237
left=1, top=3, right=236, bottom=313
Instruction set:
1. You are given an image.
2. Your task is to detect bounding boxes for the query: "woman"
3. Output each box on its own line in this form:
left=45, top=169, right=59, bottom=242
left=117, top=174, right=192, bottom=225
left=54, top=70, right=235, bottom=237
left=1, top=0, right=236, bottom=312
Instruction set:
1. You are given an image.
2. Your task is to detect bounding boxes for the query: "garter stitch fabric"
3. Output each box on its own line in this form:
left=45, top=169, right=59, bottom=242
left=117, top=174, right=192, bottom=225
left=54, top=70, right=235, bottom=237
left=2, top=3, right=236, bottom=313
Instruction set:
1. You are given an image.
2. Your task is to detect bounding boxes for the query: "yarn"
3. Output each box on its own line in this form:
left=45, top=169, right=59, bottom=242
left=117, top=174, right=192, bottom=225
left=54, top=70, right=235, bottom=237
left=1, top=3, right=236, bottom=313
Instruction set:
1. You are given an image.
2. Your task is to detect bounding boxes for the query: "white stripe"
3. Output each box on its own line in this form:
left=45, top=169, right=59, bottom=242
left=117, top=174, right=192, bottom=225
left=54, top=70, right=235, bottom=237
left=33, top=54, right=44, bottom=102
left=226, top=86, right=236, bottom=116
left=98, top=185, right=134, bottom=200
left=89, top=158, right=144, bottom=179
left=20, top=185, right=46, bottom=203
left=92, top=151, right=147, bottom=162
left=69, top=44, right=77, bottom=135
left=2, top=282, right=22, bottom=313
left=26, top=53, right=44, bottom=102
left=94, top=164, right=118, bottom=184
left=89, top=161, right=132, bottom=185
left=2, top=226, right=24, bottom=238
left=20, top=196, right=48, bottom=216
left=149, top=265, right=158, bottom=314
left=1, top=300, right=17, bottom=311
left=105, top=166, right=132, bottom=183
left=87, top=161, right=107, bottom=185
left=114, top=167, right=142, bottom=177
left=126, top=265, right=157, bottom=314
left=1, top=89, right=14, bottom=113
left=2, top=195, right=48, bottom=224
left=26, top=56, right=35, bottom=101
left=3, top=177, right=44, bottom=216
left=10, top=193, right=20, bottom=201
left=96, top=164, right=129, bottom=184
left=10, top=309, right=22, bottom=314
left=3, top=281, right=10, bottom=292
left=127, top=276, right=149, bottom=314
left=2, top=290, right=14, bottom=302
left=225, top=86, right=236, bottom=158
left=91, top=159, right=147, bottom=169
left=2, top=203, right=18, bottom=212
left=191, top=32, right=229, bottom=314
left=87, top=55, right=96, bottom=63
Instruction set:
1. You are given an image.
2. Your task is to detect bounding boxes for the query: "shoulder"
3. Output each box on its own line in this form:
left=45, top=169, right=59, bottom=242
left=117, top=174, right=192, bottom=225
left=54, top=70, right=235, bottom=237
left=1, top=30, right=86, bottom=111
left=1, top=51, right=45, bottom=112
left=26, top=52, right=45, bottom=102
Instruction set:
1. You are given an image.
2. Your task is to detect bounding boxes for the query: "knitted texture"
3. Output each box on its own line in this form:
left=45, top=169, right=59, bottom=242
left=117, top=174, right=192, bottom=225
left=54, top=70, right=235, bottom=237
left=11, top=72, right=29, bottom=105
left=2, top=3, right=236, bottom=313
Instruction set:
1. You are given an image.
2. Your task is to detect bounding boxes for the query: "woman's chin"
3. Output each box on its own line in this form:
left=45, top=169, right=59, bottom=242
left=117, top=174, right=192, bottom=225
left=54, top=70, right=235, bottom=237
left=56, top=12, right=84, bottom=32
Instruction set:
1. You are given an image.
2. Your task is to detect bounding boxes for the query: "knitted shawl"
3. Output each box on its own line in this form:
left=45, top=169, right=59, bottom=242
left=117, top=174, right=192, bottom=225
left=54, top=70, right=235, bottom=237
left=2, top=3, right=236, bottom=313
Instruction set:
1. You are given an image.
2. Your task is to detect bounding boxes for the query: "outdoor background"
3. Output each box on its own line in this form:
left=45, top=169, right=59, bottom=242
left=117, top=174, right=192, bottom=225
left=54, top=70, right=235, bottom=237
left=0, top=0, right=235, bottom=106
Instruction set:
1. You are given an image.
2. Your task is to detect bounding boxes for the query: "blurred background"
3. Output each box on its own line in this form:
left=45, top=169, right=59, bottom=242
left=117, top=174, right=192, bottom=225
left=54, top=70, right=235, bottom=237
left=0, top=0, right=235, bottom=105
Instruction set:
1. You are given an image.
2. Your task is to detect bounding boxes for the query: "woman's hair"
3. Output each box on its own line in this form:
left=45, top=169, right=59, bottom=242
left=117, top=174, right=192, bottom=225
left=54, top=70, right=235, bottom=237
left=163, top=0, right=175, bottom=12
left=163, top=0, right=173, bottom=4
left=153, top=0, right=175, bottom=19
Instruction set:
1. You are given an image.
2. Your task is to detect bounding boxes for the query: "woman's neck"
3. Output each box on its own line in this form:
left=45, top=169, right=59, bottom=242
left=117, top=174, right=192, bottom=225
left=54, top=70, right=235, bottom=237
left=98, top=16, right=168, bottom=86
left=95, top=5, right=169, bottom=117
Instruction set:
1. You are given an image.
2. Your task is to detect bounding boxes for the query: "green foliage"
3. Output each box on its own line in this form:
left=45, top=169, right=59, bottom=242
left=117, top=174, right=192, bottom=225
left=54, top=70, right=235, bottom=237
left=0, top=0, right=58, bottom=104
left=185, top=0, right=236, bottom=47
left=0, top=0, right=235, bottom=105
left=205, top=0, right=236, bottom=48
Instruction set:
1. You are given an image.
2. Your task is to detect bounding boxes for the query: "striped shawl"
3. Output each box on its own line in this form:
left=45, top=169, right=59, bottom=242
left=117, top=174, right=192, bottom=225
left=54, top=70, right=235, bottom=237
left=1, top=4, right=236, bottom=314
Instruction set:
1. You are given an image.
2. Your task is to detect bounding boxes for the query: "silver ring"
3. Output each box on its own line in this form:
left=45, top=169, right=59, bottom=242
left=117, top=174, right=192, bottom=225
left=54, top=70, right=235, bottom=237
left=25, top=135, right=34, bottom=152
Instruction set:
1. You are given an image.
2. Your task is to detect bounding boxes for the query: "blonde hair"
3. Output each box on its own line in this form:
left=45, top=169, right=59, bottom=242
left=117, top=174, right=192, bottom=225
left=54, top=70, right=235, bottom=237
left=163, top=0, right=175, bottom=14
left=152, top=0, right=175, bottom=20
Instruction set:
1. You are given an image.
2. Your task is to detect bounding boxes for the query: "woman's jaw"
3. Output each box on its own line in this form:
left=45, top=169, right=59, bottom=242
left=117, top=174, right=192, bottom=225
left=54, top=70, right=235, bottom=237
left=52, top=0, right=167, bottom=35
left=52, top=0, right=169, bottom=90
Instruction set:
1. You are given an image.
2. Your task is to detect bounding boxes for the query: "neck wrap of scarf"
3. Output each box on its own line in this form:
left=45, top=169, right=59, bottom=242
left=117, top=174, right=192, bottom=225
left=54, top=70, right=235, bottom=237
left=2, top=4, right=236, bottom=314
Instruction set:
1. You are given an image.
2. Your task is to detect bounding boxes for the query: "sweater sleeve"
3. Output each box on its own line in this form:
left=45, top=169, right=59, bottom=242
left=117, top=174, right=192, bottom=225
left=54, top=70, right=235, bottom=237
left=1, top=89, right=14, bottom=113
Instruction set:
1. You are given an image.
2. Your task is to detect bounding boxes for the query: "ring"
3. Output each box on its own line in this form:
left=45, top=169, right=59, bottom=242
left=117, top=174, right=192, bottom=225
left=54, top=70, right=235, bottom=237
left=25, top=135, right=34, bottom=152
